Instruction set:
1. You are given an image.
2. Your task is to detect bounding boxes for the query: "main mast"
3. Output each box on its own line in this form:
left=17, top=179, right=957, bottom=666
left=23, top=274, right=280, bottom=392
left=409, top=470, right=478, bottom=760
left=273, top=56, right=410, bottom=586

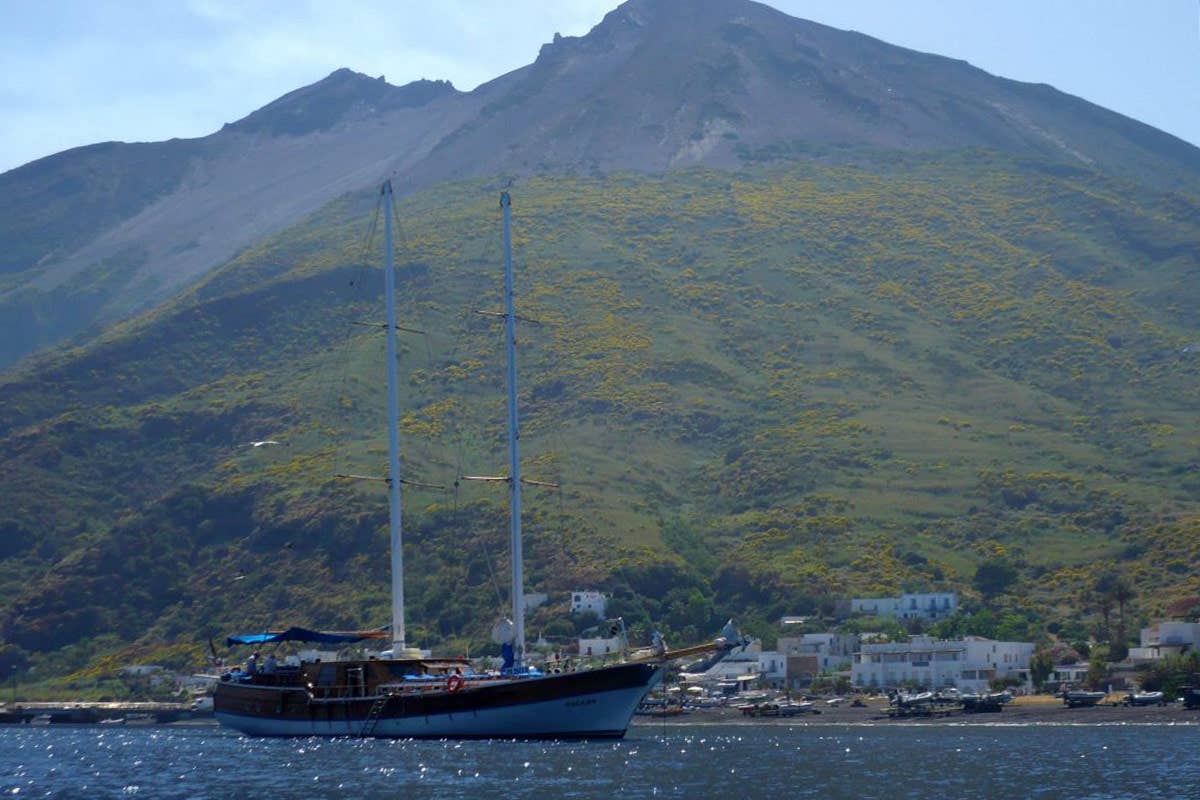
left=382, top=181, right=406, bottom=653
left=501, top=191, right=525, bottom=668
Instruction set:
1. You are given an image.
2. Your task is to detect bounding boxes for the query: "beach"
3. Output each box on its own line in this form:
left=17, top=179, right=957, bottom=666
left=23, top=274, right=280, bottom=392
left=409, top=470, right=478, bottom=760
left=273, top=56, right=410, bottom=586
left=633, top=695, right=1200, bottom=726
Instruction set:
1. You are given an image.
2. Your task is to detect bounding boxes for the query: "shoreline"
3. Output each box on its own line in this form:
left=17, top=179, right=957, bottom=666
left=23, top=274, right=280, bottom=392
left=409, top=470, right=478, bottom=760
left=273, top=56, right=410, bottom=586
left=632, top=698, right=1200, bottom=727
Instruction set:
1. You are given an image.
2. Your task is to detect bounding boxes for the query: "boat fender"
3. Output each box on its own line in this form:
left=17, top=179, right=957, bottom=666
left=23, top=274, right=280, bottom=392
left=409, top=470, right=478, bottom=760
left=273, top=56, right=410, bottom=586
left=446, top=674, right=465, bottom=693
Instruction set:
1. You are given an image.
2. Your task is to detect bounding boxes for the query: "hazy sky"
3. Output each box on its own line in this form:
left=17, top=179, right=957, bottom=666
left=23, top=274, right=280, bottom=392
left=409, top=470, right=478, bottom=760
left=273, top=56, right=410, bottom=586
left=2, top=0, right=1198, bottom=174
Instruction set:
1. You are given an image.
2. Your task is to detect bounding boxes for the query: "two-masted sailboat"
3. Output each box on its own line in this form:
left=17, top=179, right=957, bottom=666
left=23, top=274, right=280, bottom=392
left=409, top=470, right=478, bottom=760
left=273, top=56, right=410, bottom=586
left=213, top=182, right=733, bottom=738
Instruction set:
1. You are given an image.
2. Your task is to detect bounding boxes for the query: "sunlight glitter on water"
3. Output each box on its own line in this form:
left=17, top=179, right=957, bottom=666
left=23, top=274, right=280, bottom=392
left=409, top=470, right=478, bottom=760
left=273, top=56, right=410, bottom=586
left=0, top=724, right=1198, bottom=799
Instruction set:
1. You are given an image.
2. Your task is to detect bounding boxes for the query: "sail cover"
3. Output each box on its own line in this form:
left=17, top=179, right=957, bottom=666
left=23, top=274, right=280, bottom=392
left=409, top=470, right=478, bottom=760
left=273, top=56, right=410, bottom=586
left=225, top=627, right=389, bottom=647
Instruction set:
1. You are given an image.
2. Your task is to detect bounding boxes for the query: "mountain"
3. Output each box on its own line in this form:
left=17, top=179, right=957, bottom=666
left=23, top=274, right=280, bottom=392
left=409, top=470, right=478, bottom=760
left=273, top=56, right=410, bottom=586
left=3, top=156, right=1199, bottom=681
left=2, top=0, right=1200, bottom=684
left=407, top=0, right=1200, bottom=183
left=2, top=0, right=1198, bottom=370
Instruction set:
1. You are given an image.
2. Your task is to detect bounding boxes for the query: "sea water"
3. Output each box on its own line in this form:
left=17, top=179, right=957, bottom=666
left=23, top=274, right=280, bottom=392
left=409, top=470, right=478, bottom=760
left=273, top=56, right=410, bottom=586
left=1, top=722, right=1197, bottom=799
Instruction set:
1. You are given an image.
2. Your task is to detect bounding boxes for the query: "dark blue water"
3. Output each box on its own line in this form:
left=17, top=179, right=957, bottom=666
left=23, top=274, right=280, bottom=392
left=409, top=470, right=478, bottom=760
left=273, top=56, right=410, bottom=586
left=2, top=721, right=1197, bottom=799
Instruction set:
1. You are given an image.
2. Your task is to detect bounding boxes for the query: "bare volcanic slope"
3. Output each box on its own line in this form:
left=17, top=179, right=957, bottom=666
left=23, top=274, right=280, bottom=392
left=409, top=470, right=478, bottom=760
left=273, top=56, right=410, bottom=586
left=3, top=0, right=1199, bottom=370
left=0, top=71, right=468, bottom=367
left=407, top=0, right=1200, bottom=185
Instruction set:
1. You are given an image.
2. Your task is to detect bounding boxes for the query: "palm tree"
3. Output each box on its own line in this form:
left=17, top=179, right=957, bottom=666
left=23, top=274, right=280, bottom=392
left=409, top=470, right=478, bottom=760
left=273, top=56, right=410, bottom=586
left=1093, top=570, right=1135, bottom=660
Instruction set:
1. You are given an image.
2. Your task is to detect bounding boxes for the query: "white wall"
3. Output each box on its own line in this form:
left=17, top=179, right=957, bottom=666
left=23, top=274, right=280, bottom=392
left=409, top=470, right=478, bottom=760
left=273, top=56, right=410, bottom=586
left=778, top=633, right=858, bottom=672
left=851, top=636, right=1033, bottom=691
left=578, top=635, right=622, bottom=657
left=851, top=593, right=958, bottom=621
left=571, top=591, right=608, bottom=617
left=758, top=651, right=786, bottom=685
left=897, top=593, right=958, bottom=620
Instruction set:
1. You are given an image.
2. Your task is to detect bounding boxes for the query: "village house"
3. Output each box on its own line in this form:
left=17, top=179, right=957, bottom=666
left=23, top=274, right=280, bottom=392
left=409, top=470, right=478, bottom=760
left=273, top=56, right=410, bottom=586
left=851, top=592, right=958, bottom=622
left=1127, top=621, right=1200, bottom=661
left=577, top=634, right=622, bottom=658
left=570, top=590, right=607, bottom=618
left=776, top=633, right=858, bottom=673
left=1051, top=662, right=1091, bottom=686
left=851, top=635, right=1033, bottom=692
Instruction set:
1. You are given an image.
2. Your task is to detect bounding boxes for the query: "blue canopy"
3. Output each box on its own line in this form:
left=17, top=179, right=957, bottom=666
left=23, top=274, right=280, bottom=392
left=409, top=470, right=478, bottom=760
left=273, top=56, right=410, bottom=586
left=225, top=626, right=388, bottom=647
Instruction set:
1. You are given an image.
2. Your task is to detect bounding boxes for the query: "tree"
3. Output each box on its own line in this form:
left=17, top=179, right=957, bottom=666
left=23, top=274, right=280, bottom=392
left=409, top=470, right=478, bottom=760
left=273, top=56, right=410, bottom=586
left=1093, top=570, right=1136, bottom=660
left=1083, top=660, right=1109, bottom=691
left=973, top=558, right=1018, bottom=599
left=1138, top=652, right=1200, bottom=698
left=1029, top=649, right=1054, bottom=692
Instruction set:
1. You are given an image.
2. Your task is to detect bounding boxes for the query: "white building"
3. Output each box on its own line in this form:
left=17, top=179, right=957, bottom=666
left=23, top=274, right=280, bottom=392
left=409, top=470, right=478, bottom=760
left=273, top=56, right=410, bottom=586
left=1128, top=621, right=1200, bottom=661
left=851, top=635, right=1033, bottom=692
left=758, top=649, right=787, bottom=688
left=777, top=633, right=858, bottom=673
left=570, top=590, right=608, bottom=618
left=1052, top=663, right=1090, bottom=686
left=578, top=635, right=622, bottom=658
left=851, top=592, right=957, bottom=621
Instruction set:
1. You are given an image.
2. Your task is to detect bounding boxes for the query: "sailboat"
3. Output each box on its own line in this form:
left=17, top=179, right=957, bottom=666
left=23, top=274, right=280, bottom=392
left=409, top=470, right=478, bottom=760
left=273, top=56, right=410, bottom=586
left=213, top=182, right=734, bottom=738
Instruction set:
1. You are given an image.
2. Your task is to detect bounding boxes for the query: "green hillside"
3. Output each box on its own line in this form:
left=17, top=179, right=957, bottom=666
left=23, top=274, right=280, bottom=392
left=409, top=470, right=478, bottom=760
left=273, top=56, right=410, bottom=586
left=2, top=150, right=1199, bottom=682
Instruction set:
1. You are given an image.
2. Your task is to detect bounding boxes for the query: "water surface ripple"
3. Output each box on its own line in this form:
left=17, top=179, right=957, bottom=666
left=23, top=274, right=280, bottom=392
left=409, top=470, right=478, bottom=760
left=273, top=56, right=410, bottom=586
left=1, top=722, right=1197, bottom=798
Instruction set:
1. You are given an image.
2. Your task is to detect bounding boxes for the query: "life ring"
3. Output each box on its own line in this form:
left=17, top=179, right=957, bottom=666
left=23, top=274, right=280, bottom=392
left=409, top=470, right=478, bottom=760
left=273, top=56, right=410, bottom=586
left=446, top=674, right=465, bottom=693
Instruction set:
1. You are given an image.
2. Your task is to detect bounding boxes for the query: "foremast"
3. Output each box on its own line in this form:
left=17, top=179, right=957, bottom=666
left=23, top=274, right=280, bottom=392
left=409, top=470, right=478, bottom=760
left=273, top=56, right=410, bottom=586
left=500, top=191, right=526, bottom=668
left=382, top=180, right=406, bottom=653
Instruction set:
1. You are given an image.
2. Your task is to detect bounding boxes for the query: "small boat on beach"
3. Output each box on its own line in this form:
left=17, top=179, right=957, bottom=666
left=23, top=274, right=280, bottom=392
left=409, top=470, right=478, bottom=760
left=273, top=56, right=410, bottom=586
left=960, top=691, right=1011, bottom=713
left=1062, top=690, right=1107, bottom=708
left=1124, top=691, right=1165, bottom=707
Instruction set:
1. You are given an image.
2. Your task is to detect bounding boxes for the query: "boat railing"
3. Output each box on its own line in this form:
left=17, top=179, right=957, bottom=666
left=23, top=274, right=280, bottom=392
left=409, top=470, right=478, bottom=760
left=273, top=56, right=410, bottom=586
left=304, top=672, right=522, bottom=701
left=224, top=669, right=305, bottom=688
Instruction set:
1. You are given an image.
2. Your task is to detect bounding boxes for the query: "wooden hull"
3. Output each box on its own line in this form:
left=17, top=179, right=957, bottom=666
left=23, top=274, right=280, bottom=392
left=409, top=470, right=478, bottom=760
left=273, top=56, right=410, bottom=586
left=214, top=661, right=663, bottom=739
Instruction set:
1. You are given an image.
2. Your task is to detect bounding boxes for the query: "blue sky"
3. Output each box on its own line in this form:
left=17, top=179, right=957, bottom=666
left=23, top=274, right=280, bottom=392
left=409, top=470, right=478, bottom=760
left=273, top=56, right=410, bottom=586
left=1, top=0, right=1198, bottom=174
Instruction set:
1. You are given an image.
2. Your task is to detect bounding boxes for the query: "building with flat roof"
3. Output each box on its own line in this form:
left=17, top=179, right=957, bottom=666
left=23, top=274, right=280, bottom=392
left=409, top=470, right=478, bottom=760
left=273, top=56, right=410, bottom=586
left=851, top=635, right=1032, bottom=692
left=777, top=633, right=858, bottom=673
left=851, top=592, right=957, bottom=622
left=1128, top=621, right=1200, bottom=661
left=570, top=590, right=607, bottom=618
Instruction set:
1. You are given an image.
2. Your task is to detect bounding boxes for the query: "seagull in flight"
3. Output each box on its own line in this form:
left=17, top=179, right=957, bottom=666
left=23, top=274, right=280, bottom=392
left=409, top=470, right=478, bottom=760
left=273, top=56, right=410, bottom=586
left=242, top=440, right=285, bottom=448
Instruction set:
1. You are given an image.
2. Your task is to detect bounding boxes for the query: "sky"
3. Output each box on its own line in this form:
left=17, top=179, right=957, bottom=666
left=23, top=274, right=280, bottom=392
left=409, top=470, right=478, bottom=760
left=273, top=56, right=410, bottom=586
left=1, top=0, right=1198, bottom=174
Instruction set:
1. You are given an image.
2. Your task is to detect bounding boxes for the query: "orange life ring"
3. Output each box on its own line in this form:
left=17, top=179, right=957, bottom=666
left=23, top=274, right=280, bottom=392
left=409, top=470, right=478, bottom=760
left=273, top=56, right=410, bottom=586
left=446, top=674, right=465, bottom=693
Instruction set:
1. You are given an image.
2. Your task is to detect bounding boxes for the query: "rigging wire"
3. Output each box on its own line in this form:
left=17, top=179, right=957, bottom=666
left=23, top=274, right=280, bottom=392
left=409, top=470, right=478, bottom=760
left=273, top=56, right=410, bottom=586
left=453, top=451, right=506, bottom=613
left=385, top=190, right=435, bottom=369
left=319, top=192, right=385, bottom=477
